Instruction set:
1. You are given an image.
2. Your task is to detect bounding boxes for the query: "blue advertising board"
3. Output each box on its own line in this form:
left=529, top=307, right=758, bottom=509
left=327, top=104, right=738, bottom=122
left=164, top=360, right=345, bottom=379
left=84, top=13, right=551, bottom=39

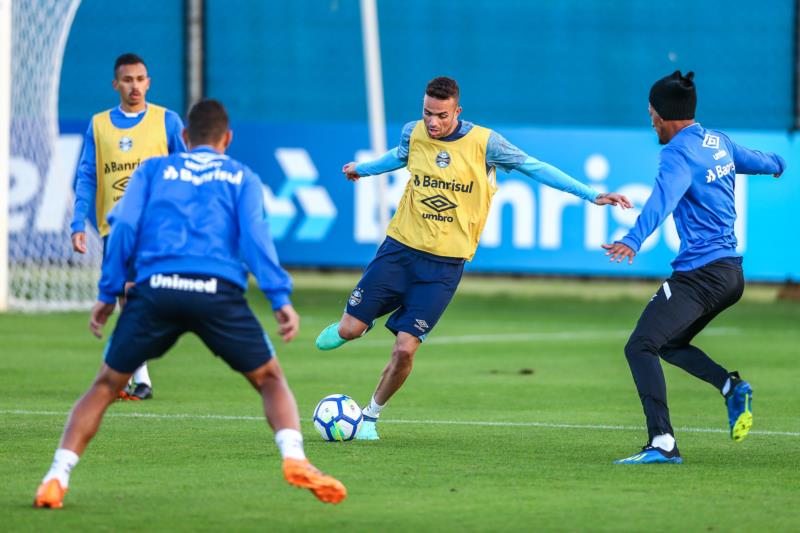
left=10, top=121, right=799, bottom=282
left=223, top=122, right=799, bottom=282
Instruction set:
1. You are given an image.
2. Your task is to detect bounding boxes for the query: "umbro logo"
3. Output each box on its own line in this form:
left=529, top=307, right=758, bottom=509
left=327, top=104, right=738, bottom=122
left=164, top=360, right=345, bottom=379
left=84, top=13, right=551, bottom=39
left=112, top=177, right=129, bottom=192
left=420, top=194, right=457, bottom=213
left=414, top=319, right=429, bottom=333
left=702, top=134, right=720, bottom=149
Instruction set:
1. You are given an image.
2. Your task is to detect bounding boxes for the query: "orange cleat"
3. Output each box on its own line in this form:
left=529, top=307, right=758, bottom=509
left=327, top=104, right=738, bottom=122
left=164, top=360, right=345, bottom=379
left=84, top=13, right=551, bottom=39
left=33, top=479, right=67, bottom=509
left=282, top=458, right=347, bottom=504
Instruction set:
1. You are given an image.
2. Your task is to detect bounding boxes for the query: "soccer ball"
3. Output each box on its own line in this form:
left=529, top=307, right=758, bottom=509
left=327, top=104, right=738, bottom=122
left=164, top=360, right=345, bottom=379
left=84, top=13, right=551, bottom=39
left=312, top=394, right=363, bottom=441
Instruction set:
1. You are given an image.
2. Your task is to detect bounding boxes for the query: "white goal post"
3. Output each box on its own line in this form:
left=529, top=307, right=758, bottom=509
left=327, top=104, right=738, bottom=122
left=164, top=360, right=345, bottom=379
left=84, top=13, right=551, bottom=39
left=2, top=0, right=89, bottom=312
left=0, top=0, right=11, bottom=311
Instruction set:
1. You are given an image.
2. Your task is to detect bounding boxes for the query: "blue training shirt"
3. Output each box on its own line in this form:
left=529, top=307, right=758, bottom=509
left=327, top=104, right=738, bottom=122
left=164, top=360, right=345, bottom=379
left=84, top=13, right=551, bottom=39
left=99, top=146, right=292, bottom=309
left=71, top=105, right=186, bottom=233
left=354, top=120, right=600, bottom=202
left=619, top=123, right=785, bottom=271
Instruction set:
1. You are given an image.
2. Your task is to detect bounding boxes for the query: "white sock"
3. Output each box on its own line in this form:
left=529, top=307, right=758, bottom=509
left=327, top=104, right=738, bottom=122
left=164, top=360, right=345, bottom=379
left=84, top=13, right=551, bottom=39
left=362, top=396, right=385, bottom=419
left=132, top=363, right=152, bottom=387
left=42, top=448, right=79, bottom=488
left=721, top=378, right=732, bottom=396
left=275, top=429, right=306, bottom=460
left=651, top=434, right=676, bottom=452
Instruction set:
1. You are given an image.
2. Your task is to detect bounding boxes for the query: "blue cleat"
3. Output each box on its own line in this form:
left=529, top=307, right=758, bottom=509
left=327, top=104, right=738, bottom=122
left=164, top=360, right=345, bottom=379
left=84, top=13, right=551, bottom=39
left=355, top=416, right=380, bottom=440
left=725, top=372, right=753, bottom=442
left=614, top=445, right=683, bottom=464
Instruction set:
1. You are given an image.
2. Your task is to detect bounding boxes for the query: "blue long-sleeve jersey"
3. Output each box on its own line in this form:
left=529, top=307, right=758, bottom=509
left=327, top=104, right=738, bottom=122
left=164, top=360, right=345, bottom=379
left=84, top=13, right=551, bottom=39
left=99, top=146, right=292, bottom=309
left=71, top=105, right=186, bottom=233
left=355, top=120, right=600, bottom=202
left=619, top=123, right=785, bottom=271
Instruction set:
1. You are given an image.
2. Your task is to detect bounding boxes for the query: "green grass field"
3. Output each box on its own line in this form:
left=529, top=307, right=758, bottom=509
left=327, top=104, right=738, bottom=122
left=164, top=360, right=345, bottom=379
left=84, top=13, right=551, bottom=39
left=2, top=274, right=799, bottom=531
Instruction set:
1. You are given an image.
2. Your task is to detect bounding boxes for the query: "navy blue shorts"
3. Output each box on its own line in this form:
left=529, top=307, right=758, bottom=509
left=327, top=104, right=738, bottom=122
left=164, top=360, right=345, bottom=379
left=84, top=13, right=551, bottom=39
left=346, top=238, right=464, bottom=340
left=104, top=273, right=274, bottom=373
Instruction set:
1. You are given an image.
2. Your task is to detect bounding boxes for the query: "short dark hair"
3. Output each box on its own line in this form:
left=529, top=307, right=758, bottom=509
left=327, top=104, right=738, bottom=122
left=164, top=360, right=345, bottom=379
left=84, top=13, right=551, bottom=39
left=186, top=99, right=229, bottom=145
left=425, top=77, right=460, bottom=102
left=114, top=53, right=146, bottom=76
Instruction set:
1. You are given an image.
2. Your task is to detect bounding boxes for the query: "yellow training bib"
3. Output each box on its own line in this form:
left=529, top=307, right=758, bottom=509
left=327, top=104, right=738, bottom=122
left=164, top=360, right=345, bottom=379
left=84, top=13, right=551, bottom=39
left=93, top=104, right=168, bottom=236
left=386, top=121, right=497, bottom=260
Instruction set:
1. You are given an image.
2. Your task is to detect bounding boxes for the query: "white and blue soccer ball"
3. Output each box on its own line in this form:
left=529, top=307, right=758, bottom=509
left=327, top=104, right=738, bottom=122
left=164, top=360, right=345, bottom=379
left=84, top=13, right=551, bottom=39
left=313, top=394, right=363, bottom=442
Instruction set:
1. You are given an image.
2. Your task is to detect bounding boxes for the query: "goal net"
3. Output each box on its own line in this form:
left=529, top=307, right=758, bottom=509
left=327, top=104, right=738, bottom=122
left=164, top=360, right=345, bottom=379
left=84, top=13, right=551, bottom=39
left=3, top=0, right=95, bottom=311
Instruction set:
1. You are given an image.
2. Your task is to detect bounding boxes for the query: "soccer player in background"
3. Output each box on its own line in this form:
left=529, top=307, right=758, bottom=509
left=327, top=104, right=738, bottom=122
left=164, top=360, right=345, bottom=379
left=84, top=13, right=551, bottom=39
left=603, top=71, right=786, bottom=464
left=316, top=76, right=633, bottom=440
left=34, top=99, right=347, bottom=508
left=70, top=53, right=186, bottom=400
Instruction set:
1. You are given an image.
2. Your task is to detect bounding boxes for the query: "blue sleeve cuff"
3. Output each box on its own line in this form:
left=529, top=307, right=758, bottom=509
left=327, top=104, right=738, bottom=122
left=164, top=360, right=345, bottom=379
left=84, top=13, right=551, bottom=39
left=71, top=221, right=86, bottom=233
left=266, top=289, right=291, bottom=311
left=618, top=235, right=641, bottom=253
left=98, top=291, right=117, bottom=304
left=775, top=154, right=786, bottom=174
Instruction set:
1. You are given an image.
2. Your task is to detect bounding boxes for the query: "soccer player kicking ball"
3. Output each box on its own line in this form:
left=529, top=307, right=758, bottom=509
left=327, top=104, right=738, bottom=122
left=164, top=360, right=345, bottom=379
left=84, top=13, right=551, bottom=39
left=71, top=53, right=188, bottom=401
left=316, top=76, right=632, bottom=440
left=34, top=100, right=346, bottom=508
left=603, top=71, right=786, bottom=464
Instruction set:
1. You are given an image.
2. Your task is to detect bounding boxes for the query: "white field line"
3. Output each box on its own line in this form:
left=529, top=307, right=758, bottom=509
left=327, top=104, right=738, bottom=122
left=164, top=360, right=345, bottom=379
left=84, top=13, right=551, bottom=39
left=350, top=327, right=740, bottom=348
left=2, top=408, right=797, bottom=437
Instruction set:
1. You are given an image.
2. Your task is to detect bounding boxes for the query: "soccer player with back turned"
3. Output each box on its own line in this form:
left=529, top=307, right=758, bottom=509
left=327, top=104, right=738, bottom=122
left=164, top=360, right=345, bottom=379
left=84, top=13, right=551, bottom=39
left=603, top=71, right=786, bottom=464
left=316, top=77, right=632, bottom=440
left=34, top=99, right=346, bottom=508
left=70, top=53, right=187, bottom=400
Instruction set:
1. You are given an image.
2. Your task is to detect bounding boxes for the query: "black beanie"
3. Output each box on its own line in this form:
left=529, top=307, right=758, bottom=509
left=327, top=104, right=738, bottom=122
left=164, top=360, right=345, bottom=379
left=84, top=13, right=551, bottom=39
left=649, top=70, right=696, bottom=120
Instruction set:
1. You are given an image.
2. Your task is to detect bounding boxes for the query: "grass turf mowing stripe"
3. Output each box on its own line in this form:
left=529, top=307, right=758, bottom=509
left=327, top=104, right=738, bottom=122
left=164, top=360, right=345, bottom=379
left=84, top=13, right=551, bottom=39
left=350, top=327, right=741, bottom=347
left=3, top=408, right=796, bottom=437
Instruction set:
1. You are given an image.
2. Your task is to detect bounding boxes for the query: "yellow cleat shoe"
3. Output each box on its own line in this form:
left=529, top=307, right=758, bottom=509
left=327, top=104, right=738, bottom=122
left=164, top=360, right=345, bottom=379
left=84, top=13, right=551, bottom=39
left=34, top=479, right=67, bottom=509
left=282, top=458, right=347, bottom=504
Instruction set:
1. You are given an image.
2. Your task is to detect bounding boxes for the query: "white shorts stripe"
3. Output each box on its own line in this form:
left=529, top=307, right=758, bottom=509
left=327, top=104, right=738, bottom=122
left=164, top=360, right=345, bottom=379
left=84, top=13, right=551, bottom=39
left=663, top=281, right=672, bottom=300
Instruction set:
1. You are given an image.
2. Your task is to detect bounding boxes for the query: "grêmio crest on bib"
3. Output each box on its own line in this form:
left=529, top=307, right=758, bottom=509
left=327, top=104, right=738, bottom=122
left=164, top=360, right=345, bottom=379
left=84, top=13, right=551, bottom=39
left=435, top=150, right=451, bottom=168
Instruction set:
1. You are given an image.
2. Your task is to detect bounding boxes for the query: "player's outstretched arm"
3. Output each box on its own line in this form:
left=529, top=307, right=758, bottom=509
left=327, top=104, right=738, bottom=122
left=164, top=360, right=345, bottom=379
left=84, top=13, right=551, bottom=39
left=515, top=156, right=632, bottom=208
left=723, top=134, right=786, bottom=178
left=342, top=148, right=407, bottom=182
left=343, top=121, right=414, bottom=181
left=487, top=132, right=631, bottom=207
left=602, top=148, right=691, bottom=266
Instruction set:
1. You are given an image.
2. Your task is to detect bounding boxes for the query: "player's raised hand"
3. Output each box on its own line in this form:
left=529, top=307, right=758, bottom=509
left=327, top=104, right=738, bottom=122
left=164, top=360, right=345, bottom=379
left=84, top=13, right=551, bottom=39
left=89, top=301, right=116, bottom=338
left=72, top=231, right=87, bottom=254
left=342, top=162, right=361, bottom=182
left=274, top=304, right=300, bottom=342
left=594, top=192, right=633, bottom=209
left=602, top=242, right=636, bottom=265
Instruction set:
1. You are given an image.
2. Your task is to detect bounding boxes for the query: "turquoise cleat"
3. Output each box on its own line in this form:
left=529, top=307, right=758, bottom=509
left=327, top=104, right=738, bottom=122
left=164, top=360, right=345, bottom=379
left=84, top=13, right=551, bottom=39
left=315, top=323, right=348, bottom=351
left=356, top=416, right=380, bottom=440
left=315, top=320, right=376, bottom=351
left=614, top=445, right=683, bottom=464
left=725, top=373, right=753, bottom=442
